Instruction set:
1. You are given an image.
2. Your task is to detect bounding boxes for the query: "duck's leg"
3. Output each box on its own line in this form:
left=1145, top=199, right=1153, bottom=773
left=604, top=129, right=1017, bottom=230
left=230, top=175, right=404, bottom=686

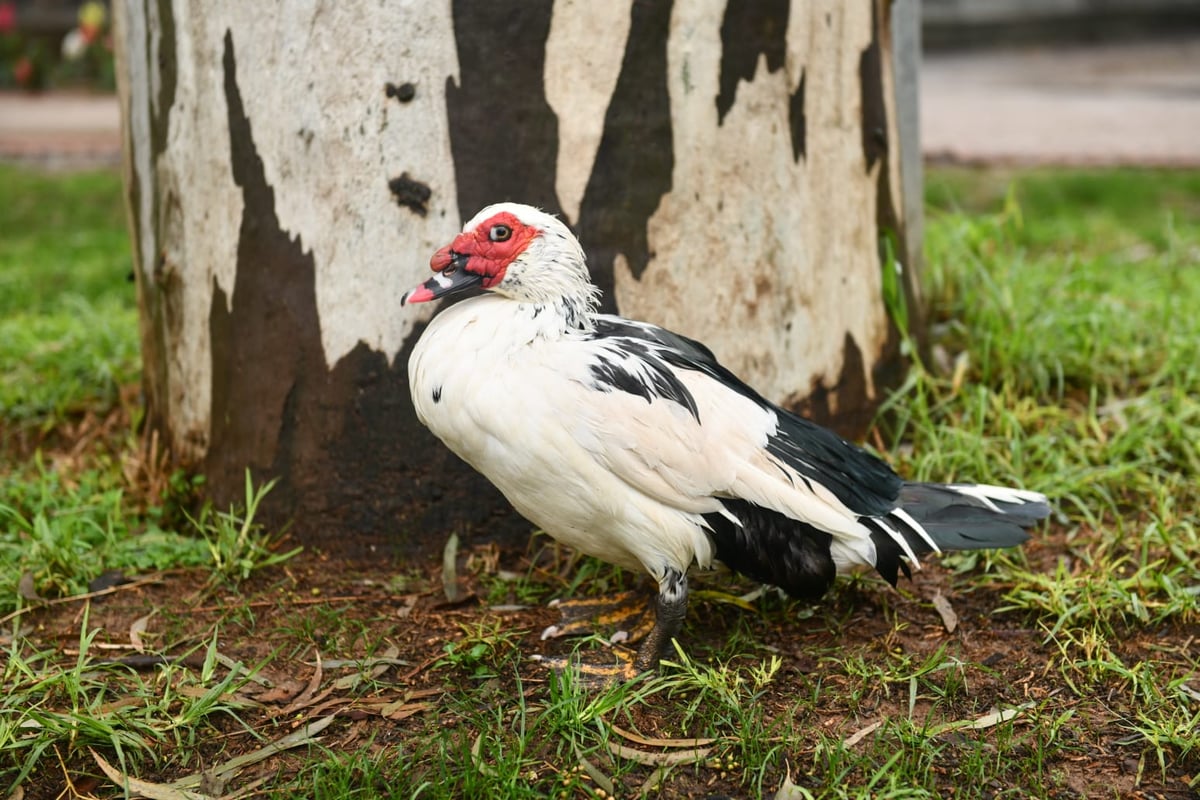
left=634, top=568, right=688, bottom=672
left=532, top=569, right=688, bottom=685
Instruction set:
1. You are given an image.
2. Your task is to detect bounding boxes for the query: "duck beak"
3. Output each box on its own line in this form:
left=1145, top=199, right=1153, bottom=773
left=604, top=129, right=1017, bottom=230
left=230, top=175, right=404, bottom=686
left=402, top=247, right=483, bottom=305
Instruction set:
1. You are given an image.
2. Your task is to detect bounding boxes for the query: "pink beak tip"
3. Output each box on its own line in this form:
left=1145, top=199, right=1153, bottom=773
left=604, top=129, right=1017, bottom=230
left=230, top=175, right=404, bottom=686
left=402, top=285, right=435, bottom=306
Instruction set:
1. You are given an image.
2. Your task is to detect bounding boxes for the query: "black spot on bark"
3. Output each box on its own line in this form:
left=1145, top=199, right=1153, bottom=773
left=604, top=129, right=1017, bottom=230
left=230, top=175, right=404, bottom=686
left=575, top=0, right=674, bottom=310
left=388, top=173, right=432, bottom=216
left=432, top=386, right=442, bottom=403
left=715, top=0, right=789, bottom=124
left=213, top=31, right=528, bottom=561
left=789, top=70, right=806, bottom=161
left=386, top=81, right=416, bottom=102
left=446, top=0, right=564, bottom=221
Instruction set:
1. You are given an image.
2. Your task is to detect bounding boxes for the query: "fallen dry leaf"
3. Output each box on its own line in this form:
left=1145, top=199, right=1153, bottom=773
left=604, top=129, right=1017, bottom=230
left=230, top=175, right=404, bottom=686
left=607, top=740, right=712, bottom=767
left=278, top=651, right=326, bottom=716
left=129, top=612, right=154, bottom=652
left=91, top=750, right=211, bottom=800
left=254, top=679, right=307, bottom=705
left=17, top=572, right=40, bottom=602
left=773, top=765, right=815, bottom=800
left=381, top=700, right=434, bottom=721
left=842, top=719, right=883, bottom=748
left=608, top=722, right=718, bottom=749
left=931, top=591, right=959, bottom=634
left=442, top=532, right=463, bottom=603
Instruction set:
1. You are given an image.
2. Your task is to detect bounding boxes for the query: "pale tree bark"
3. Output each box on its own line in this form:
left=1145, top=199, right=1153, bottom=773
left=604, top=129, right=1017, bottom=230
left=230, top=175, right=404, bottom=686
left=113, top=0, right=922, bottom=559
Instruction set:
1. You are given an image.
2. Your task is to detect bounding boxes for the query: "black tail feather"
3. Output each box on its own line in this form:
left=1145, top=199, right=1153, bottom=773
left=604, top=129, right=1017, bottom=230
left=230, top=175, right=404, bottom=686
left=865, top=482, right=1049, bottom=586
left=704, top=485, right=1048, bottom=597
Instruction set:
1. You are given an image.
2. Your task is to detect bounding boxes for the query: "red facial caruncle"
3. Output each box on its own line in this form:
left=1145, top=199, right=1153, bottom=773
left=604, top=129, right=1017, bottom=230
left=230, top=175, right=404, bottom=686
left=434, top=211, right=537, bottom=287
left=403, top=211, right=539, bottom=306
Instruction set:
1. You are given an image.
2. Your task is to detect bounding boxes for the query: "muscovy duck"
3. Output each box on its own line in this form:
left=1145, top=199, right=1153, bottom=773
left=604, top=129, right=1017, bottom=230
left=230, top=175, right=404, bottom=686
left=403, top=203, right=1049, bottom=679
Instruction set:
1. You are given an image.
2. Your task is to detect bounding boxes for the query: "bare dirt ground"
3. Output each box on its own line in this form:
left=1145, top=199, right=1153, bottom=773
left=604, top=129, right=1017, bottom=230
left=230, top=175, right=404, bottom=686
left=14, top=544, right=1199, bottom=798
left=8, top=412, right=1198, bottom=799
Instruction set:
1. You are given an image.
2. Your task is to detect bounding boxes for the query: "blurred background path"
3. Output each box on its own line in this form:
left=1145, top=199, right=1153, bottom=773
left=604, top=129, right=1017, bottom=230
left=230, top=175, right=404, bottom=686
left=1, top=35, right=1199, bottom=169
left=922, top=37, right=1200, bottom=166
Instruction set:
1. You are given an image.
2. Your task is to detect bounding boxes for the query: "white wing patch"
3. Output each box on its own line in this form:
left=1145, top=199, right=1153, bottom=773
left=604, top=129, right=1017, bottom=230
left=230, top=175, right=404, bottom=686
left=572, top=343, right=876, bottom=547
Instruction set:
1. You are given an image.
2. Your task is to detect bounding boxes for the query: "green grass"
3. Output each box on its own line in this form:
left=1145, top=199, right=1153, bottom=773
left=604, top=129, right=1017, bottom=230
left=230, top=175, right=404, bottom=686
left=894, top=169, right=1200, bottom=631
left=0, top=164, right=294, bottom=614
left=2, top=164, right=1198, bottom=797
left=0, top=165, right=302, bottom=794
left=0, top=165, right=139, bottom=428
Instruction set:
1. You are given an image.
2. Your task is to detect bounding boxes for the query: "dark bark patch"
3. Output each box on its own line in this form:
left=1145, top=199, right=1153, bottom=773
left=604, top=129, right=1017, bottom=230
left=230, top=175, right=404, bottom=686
left=858, top=2, right=923, bottom=365
left=785, top=332, right=873, bottom=440
left=575, top=0, right=674, bottom=309
left=133, top=0, right=180, bottom=447
left=859, top=5, right=888, bottom=173
left=715, top=0, right=789, bottom=124
left=150, top=0, right=177, bottom=159
left=212, top=31, right=526, bottom=561
left=389, top=173, right=432, bottom=217
left=445, top=0, right=563, bottom=222
left=213, top=29, right=318, bottom=518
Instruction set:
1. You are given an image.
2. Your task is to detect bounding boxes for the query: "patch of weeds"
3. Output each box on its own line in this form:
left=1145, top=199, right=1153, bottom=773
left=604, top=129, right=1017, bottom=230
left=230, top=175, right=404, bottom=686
left=0, top=167, right=130, bottom=317
left=825, top=642, right=968, bottom=718
left=548, top=549, right=637, bottom=598
left=1044, top=631, right=1198, bottom=780
left=1, top=607, right=257, bottom=792
left=872, top=168, right=1200, bottom=793
left=890, top=169, right=1200, bottom=626
left=795, top=706, right=1087, bottom=800
left=0, top=464, right=299, bottom=616
left=189, top=471, right=301, bottom=586
left=274, top=606, right=396, bottom=665
left=391, top=666, right=642, bottom=799
left=146, top=468, right=208, bottom=533
left=290, top=743, right=403, bottom=799
left=0, top=296, right=139, bottom=431
left=793, top=737, right=940, bottom=799
left=480, top=570, right=551, bottom=607
left=659, top=641, right=782, bottom=726
left=437, top=617, right=524, bottom=680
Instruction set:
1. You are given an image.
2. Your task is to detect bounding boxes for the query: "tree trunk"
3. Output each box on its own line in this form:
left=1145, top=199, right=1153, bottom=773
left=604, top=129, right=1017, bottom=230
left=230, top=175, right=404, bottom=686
left=113, top=0, right=922, bottom=561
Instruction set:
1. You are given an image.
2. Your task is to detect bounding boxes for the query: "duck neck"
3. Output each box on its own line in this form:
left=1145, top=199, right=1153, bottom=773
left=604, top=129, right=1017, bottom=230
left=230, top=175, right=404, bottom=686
left=513, top=293, right=596, bottom=340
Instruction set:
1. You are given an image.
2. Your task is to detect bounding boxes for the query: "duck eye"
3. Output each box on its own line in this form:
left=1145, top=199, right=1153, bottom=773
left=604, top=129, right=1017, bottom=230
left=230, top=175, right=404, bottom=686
left=489, top=224, right=512, bottom=242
